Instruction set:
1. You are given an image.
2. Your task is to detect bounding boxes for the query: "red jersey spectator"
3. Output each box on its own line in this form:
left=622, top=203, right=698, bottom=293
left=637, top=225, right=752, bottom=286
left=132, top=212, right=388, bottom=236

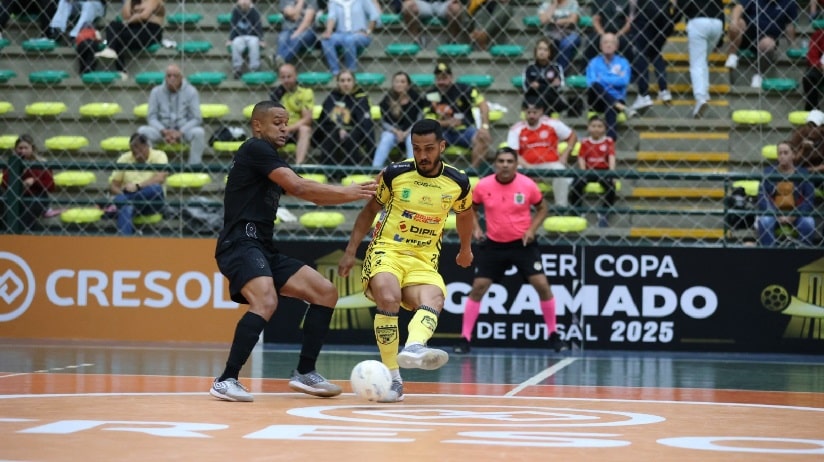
left=569, top=116, right=616, bottom=227
left=1, top=134, right=55, bottom=231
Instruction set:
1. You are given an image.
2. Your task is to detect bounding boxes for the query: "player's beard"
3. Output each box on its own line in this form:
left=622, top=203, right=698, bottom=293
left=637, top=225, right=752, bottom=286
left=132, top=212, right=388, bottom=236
left=416, top=155, right=442, bottom=176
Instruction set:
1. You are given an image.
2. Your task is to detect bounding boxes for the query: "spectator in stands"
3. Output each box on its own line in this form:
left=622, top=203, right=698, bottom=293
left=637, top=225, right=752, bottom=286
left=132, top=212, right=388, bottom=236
left=44, top=0, right=104, bottom=44
left=569, top=116, right=616, bottom=227
left=724, top=0, right=798, bottom=88
left=788, top=110, right=824, bottom=167
left=507, top=92, right=576, bottom=208
left=275, top=0, right=317, bottom=66
left=319, top=0, right=380, bottom=75
left=315, top=69, right=375, bottom=165
left=538, top=0, right=581, bottom=75
left=586, top=0, right=632, bottom=61
left=424, top=62, right=491, bottom=169
left=137, top=63, right=206, bottom=165
left=95, top=0, right=165, bottom=78
left=585, top=33, right=631, bottom=141
left=756, top=141, right=816, bottom=247
left=466, top=0, right=512, bottom=52
left=522, top=37, right=572, bottom=117
left=629, top=0, right=676, bottom=112
left=803, top=28, right=824, bottom=111
left=373, top=71, right=425, bottom=167
left=269, top=63, right=315, bottom=165
left=1, top=134, right=54, bottom=231
left=680, top=0, right=725, bottom=119
left=108, top=133, right=168, bottom=236
left=401, top=0, right=463, bottom=48
left=228, top=0, right=264, bottom=79
left=0, top=0, right=56, bottom=41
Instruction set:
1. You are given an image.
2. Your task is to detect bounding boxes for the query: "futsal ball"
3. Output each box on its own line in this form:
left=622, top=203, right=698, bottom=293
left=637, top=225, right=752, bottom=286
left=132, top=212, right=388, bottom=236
left=350, top=360, right=393, bottom=402
left=761, top=285, right=790, bottom=312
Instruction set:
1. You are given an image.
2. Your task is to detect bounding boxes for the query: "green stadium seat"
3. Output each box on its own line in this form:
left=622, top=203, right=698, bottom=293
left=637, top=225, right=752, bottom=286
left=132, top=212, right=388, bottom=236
left=739, top=49, right=756, bottom=59
left=341, top=174, right=375, bottom=185
left=45, top=136, right=89, bottom=151
left=133, top=103, right=148, bottom=118
left=299, top=211, right=345, bottom=229
left=81, top=71, right=120, bottom=85
left=489, top=44, right=524, bottom=57
left=22, top=38, right=56, bottom=52
left=298, top=71, right=333, bottom=86
left=0, top=134, right=18, bottom=149
left=268, top=13, right=284, bottom=24
left=133, top=213, right=163, bottom=225
left=60, top=207, right=104, bottom=224
left=788, top=111, right=809, bottom=126
left=188, top=71, right=226, bottom=87
left=101, top=136, right=131, bottom=152
left=732, top=180, right=760, bottom=197
left=213, top=140, right=245, bottom=153
left=566, top=75, right=587, bottom=89
left=426, top=16, right=444, bottom=26
left=0, top=38, right=9, bottom=49
left=543, top=216, right=587, bottom=233
left=761, top=144, right=777, bottom=160
left=411, top=73, right=434, bottom=87
left=217, top=13, right=231, bottom=25
left=761, top=78, right=797, bottom=92
left=0, top=70, right=16, bottom=83
left=578, top=16, right=593, bottom=27
left=0, top=101, right=13, bottom=114
left=28, top=70, right=69, bottom=85
left=786, top=48, right=807, bottom=59
left=456, top=74, right=494, bottom=88
left=241, top=71, right=277, bottom=86
left=166, top=173, right=212, bottom=188
left=79, top=102, right=122, bottom=118
left=523, top=15, right=541, bottom=28
left=135, top=71, right=165, bottom=86
left=25, top=101, right=67, bottom=117
left=380, top=13, right=401, bottom=25
left=200, top=103, right=230, bottom=119
left=356, top=72, right=385, bottom=87
left=145, top=43, right=161, bottom=54
left=437, top=43, right=472, bottom=56
left=167, top=12, right=203, bottom=26
left=385, top=43, right=420, bottom=56
left=814, top=19, right=824, bottom=30
left=511, top=75, right=524, bottom=89
left=177, top=41, right=213, bottom=54
left=54, top=171, right=96, bottom=188
left=732, top=109, right=772, bottom=125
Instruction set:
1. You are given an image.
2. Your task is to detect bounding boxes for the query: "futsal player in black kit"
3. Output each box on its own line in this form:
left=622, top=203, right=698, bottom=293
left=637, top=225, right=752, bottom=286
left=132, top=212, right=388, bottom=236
left=210, top=100, right=377, bottom=402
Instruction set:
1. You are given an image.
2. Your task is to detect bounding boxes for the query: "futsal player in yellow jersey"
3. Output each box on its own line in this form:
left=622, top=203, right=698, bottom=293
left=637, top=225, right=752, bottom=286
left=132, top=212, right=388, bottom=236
left=339, top=119, right=475, bottom=402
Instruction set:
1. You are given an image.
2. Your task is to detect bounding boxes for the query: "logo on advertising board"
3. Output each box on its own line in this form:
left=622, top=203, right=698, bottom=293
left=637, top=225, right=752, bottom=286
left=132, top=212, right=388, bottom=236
left=760, top=257, right=824, bottom=340
left=0, top=251, right=36, bottom=322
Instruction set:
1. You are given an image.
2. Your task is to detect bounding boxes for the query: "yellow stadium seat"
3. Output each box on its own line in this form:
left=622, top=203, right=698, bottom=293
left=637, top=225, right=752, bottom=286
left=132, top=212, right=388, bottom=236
left=54, top=171, right=96, bottom=187
left=587, top=111, right=628, bottom=124
left=101, top=136, right=131, bottom=152
left=444, top=145, right=469, bottom=156
left=213, top=140, right=244, bottom=152
left=302, top=173, right=328, bottom=184
left=133, top=103, right=149, bottom=118
left=543, top=216, right=587, bottom=233
left=370, top=105, right=381, bottom=120
left=557, top=141, right=582, bottom=157
left=60, top=207, right=104, bottom=224
left=45, top=136, right=89, bottom=150
left=468, top=176, right=480, bottom=188
left=732, top=109, right=772, bottom=125
left=341, top=174, right=375, bottom=185
left=79, top=102, right=122, bottom=118
left=788, top=111, right=810, bottom=126
left=133, top=213, right=163, bottom=225
left=312, top=105, right=322, bottom=120
left=761, top=145, right=777, bottom=160
left=0, top=101, right=13, bottom=115
left=444, top=213, right=457, bottom=230
left=732, top=180, right=760, bottom=197
left=166, top=173, right=212, bottom=188
left=243, top=104, right=254, bottom=119
left=200, top=103, right=230, bottom=119
left=0, top=134, right=17, bottom=149
left=584, top=180, right=622, bottom=194
left=299, top=211, right=345, bottom=229
left=26, top=101, right=68, bottom=117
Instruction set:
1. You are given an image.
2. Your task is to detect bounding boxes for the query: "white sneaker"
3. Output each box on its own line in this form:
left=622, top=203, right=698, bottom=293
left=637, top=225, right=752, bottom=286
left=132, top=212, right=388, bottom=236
left=94, top=47, right=117, bottom=60
left=750, top=74, right=763, bottom=88
left=210, top=378, right=254, bottom=402
left=630, top=94, right=654, bottom=111
left=397, top=343, right=449, bottom=370
left=725, top=54, right=739, bottom=69
left=659, top=89, right=672, bottom=104
left=692, top=100, right=708, bottom=119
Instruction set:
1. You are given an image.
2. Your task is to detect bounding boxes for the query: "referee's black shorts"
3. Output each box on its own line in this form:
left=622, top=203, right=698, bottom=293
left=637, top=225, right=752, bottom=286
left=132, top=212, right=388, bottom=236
left=473, top=239, right=545, bottom=282
left=216, top=236, right=305, bottom=304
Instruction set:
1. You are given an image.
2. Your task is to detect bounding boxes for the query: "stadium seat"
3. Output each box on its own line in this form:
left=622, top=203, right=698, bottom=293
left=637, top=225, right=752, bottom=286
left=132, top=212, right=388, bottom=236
left=135, top=71, right=165, bottom=86
left=45, top=136, right=89, bottom=151
left=443, top=213, right=457, bottom=230
left=578, top=16, right=593, bottom=27
left=300, top=211, right=346, bottom=229
left=761, top=144, right=777, bottom=160
left=543, top=216, right=587, bottom=233
left=0, top=101, right=13, bottom=114
left=21, top=38, right=56, bottom=52
left=60, top=207, right=103, bottom=224
left=410, top=73, right=434, bottom=87
left=133, top=103, right=148, bottom=118
left=241, top=71, right=277, bottom=86
left=217, top=13, right=231, bottom=25
left=380, top=13, right=401, bottom=25
left=0, top=70, right=16, bottom=83
left=0, top=135, right=17, bottom=149
left=267, top=13, right=284, bottom=24
left=510, top=75, right=524, bottom=89
left=786, top=48, right=807, bottom=59
left=788, top=111, right=809, bottom=126
left=732, top=109, right=772, bottom=125
left=385, top=43, right=420, bottom=56
left=468, top=176, right=480, bottom=188
left=25, top=101, right=67, bottom=117
left=312, top=105, right=323, bottom=120
left=587, top=111, right=628, bottom=123
left=81, top=71, right=120, bottom=85
left=557, top=141, right=582, bottom=157
left=814, top=19, right=824, bottom=30
left=489, top=44, right=524, bottom=57
left=456, top=74, right=494, bottom=88
left=356, top=72, right=385, bottom=87
left=566, top=75, right=588, bottom=89
left=0, top=37, right=9, bottom=49
left=54, top=171, right=96, bottom=188
left=301, top=173, right=328, bottom=184
left=200, top=103, right=230, bottom=119
left=100, top=136, right=131, bottom=152
left=298, top=71, right=333, bottom=86
left=584, top=180, right=622, bottom=194
left=166, top=173, right=212, bottom=188
left=732, top=180, right=760, bottom=197
left=28, top=70, right=69, bottom=85
left=188, top=72, right=226, bottom=87
left=522, top=16, right=541, bottom=28
left=370, top=105, right=381, bottom=120
left=133, top=213, right=163, bottom=225
left=213, top=140, right=244, bottom=153
left=444, top=145, right=469, bottom=157
left=436, top=44, right=472, bottom=57
left=167, top=12, right=203, bottom=25
left=761, top=78, right=797, bottom=92
left=341, top=174, right=375, bottom=185
left=243, top=104, right=254, bottom=119
left=79, top=102, right=122, bottom=118
left=177, top=41, right=213, bottom=54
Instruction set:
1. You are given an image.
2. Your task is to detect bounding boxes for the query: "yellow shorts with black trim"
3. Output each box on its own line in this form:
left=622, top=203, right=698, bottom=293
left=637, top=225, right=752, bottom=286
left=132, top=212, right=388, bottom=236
left=361, top=248, right=445, bottom=310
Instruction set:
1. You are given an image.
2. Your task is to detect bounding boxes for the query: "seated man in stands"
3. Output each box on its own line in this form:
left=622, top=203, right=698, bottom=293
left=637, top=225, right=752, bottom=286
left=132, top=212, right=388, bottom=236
left=466, top=0, right=512, bottom=51
left=108, top=133, right=169, bottom=236
left=756, top=141, right=816, bottom=247
left=269, top=63, right=314, bottom=164
left=44, top=0, right=105, bottom=43
left=585, top=32, right=630, bottom=142
left=319, top=0, right=380, bottom=75
left=423, top=62, right=491, bottom=169
left=401, top=0, right=463, bottom=48
left=275, top=0, right=318, bottom=65
left=137, top=63, right=206, bottom=165
left=724, top=0, right=798, bottom=88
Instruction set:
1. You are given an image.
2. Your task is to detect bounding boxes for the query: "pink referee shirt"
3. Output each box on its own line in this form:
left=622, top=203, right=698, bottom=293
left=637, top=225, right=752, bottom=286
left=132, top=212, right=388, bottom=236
left=473, top=172, right=543, bottom=243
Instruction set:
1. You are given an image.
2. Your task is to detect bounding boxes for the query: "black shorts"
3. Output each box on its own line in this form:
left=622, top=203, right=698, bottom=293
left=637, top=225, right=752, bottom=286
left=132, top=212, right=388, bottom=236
left=215, top=237, right=305, bottom=304
left=473, top=239, right=545, bottom=282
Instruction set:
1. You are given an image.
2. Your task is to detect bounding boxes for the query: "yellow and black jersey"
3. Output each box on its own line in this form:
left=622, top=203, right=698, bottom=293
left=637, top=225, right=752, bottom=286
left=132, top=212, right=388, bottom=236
left=370, top=159, right=472, bottom=256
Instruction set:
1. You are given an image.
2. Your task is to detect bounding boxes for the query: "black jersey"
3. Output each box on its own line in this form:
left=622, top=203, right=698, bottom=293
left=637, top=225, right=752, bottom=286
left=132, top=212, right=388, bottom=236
left=216, top=137, right=290, bottom=252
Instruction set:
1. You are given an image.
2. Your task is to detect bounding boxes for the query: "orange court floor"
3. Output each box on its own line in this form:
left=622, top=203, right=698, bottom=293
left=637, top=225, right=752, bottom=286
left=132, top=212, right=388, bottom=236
left=1, top=339, right=823, bottom=462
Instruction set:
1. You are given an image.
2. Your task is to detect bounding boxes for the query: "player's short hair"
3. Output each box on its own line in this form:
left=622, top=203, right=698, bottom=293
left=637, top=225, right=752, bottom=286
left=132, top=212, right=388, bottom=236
left=251, top=100, right=286, bottom=121
left=410, top=119, right=443, bottom=141
left=494, top=146, right=518, bottom=160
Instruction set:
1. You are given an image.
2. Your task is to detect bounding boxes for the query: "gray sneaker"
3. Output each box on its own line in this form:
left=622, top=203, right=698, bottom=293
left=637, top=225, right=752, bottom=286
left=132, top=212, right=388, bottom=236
left=210, top=377, right=254, bottom=402
left=377, top=379, right=404, bottom=403
left=397, top=343, right=449, bottom=370
left=288, top=370, right=342, bottom=397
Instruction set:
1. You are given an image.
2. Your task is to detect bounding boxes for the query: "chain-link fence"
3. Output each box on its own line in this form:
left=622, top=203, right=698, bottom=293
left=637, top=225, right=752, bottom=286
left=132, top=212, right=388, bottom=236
left=0, top=0, right=822, bottom=247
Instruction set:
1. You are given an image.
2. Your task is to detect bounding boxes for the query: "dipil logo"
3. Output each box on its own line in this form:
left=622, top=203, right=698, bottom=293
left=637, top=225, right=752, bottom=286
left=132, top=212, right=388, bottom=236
left=0, top=251, right=36, bottom=322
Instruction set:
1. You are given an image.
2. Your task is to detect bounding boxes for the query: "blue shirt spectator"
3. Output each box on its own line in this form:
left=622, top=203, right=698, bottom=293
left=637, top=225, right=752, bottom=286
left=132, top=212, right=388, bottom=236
left=320, top=0, right=380, bottom=74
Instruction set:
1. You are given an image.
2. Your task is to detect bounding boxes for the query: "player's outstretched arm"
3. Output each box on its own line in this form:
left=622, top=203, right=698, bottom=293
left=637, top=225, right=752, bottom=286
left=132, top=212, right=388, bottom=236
left=455, top=209, right=475, bottom=268
left=338, top=198, right=383, bottom=277
left=269, top=168, right=377, bottom=205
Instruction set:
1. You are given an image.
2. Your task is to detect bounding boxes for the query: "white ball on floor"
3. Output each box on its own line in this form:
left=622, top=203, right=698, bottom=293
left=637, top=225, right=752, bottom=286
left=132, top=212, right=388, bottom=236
left=350, top=360, right=393, bottom=402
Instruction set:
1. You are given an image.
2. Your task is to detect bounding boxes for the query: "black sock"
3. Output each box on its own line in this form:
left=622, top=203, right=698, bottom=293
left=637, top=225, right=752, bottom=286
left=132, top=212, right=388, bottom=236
left=297, top=304, right=333, bottom=374
left=218, top=312, right=267, bottom=382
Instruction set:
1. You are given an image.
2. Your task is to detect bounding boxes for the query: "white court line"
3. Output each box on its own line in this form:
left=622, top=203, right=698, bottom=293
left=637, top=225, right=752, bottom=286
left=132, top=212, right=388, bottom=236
left=0, top=372, right=31, bottom=379
left=2, top=363, right=95, bottom=377
left=505, top=357, right=577, bottom=396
